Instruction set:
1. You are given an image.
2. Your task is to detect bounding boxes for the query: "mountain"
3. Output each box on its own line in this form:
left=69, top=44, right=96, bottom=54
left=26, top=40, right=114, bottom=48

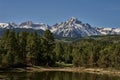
left=0, top=21, right=47, bottom=37
left=0, top=21, right=50, bottom=31
left=95, top=27, right=120, bottom=35
left=0, top=17, right=120, bottom=38
left=0, top=23, right=18, bottom=29
left=19, top=21, right=50, bottom=30
left=51, top=17, right=100, bottom=37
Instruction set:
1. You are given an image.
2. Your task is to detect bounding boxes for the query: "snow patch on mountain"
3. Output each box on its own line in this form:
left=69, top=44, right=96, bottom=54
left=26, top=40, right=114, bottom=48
left=51, top=17, right=100, bottom=37
left=96, top=27, right=120, bottom=35
left=0, top=23, right=18, bottom=29
left=19, top=21, right=49, bottom=30
left=0, top=17, right=120, bottom=38
left=0, top=23, right=9, bottom=28
left=0, top=21, right=49, bottom=31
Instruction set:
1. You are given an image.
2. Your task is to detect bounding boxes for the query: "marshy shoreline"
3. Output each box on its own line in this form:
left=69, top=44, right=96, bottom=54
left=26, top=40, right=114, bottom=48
left=0, top=67, right=120, bottom=77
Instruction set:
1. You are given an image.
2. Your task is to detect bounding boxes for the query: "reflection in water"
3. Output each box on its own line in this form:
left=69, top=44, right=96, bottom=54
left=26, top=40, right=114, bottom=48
left=0, top=71, right=120, bottom=80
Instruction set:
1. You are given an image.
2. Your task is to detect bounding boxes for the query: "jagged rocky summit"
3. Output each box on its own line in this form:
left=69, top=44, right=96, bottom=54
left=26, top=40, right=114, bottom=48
left=0, top=17, right=120, bottom=38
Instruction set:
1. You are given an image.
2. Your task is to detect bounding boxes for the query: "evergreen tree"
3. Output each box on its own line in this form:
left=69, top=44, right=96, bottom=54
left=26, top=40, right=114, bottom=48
left=26, top=32, right=41, bottom=65
left=19, top=31, right=28, bottom=64
left=5, top=31, right=19, bottom=64
left=54, top=42, right=64, bottom=62
left=42, top=29, right=55, bottom=66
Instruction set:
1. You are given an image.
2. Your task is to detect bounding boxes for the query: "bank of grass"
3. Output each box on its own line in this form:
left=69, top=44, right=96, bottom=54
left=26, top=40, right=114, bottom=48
left=0, top=63, right=120, bottom=77
left=55, top=62, right=73, bottom=67
left=8, top=66, right=119, bottom=77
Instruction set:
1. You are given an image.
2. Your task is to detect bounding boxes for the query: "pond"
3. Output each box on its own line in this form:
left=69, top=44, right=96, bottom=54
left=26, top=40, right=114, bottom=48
left=0, top=71, right=120, bottom=80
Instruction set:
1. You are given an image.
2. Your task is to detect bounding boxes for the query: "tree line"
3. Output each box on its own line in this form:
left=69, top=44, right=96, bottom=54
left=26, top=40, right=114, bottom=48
left=0, top=30, right=120, bottom=70
left=0, top=29, right=55, bottom=68
left=55, top=36, right=120, bottom=69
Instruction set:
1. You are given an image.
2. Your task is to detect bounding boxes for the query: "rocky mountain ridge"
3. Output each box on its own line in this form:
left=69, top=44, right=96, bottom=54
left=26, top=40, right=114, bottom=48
left=0, top=17, right=120, bottom=38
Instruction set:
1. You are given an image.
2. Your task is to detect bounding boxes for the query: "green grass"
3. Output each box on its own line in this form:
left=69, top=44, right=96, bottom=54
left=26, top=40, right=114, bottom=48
left=55, top=62, right=73, bottom=67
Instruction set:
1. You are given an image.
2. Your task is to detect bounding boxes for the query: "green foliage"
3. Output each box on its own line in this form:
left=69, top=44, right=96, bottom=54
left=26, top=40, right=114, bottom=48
left=42, top=30, right=55, bottom=66
left=0, top=30, right=120, bottom=70
left=72, top=37, right=120, bottom=69
left=0, top=30, right=55, bottom=68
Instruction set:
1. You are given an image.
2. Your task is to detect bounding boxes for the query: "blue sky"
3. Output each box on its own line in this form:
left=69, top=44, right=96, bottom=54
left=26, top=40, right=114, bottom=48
left=0, top=0, right=120, bottom=28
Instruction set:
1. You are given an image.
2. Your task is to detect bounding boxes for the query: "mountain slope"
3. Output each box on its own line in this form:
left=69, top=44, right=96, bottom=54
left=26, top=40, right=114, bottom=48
left=0, top=21, right=50, bottom=31
left=96, top=27, right=120, bottom=35
left=51, top=17, right=100, bottom=38
left=19, top=21, right=50, bottom=30
left=0, top=23, right=18, bottom=29
left=0, top=17, right=120, bottom=38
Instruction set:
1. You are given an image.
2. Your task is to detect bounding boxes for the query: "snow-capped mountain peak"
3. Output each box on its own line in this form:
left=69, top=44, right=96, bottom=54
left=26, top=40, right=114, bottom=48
left=51, top=17, right=100, bottom=37
left=0, top=23, right=9, bottom=28
left=0, top=22, right=18, bottom=29
left=0, top=17, right=120, bottom=38
left=0, top=21, right=50, bottom=31
left=19, top=21, right=50, bottom=30
left=95, top=27, right=120, bottom=35
left=67, top=17, right=77, bottom=23
left=66, top=17, right=82, bottom=25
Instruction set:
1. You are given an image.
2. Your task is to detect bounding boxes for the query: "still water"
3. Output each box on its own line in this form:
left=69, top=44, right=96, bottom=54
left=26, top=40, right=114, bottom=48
left=0, top=71, right=120, bottom=80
